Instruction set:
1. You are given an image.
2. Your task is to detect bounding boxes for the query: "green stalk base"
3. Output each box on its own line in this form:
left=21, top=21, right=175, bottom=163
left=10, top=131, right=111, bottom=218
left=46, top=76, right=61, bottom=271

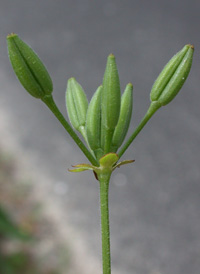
left=99, top=172, right=111, bottom=274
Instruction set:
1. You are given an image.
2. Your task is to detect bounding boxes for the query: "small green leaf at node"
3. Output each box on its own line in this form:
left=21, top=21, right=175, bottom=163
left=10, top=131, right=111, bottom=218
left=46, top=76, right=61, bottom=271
left=113, top=159, right=135, bottom=170
left=68, top=164, right=95, bottom=172
left=68, top=153, right=135, bottom=179
left=99, top=153, right=119, bottom=169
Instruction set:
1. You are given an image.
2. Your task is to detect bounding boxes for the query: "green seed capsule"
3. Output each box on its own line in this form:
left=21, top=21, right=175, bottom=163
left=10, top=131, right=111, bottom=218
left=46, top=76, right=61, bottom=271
left=86, top=85, right=103, bottom=159
left=7, top=33, right=53, bottom=99
left=101, top=54, right=121, bottom=153
left=66, top=77, right=88, bottom=135
left=150, top=44, right=194, bottom=106
left=111, top=83, right=133, bottom=152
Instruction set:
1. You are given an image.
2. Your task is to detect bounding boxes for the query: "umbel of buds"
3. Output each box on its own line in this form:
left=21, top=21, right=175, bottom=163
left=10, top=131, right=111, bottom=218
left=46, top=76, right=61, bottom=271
left=6, top=34, right=194, bottom=274
left=7, top=34, right=194, bottom=165
left=65, top=54, right=134, bottom=160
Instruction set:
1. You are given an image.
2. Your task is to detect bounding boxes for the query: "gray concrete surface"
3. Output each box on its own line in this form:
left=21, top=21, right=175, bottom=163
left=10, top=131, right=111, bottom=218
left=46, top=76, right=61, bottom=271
left=1, top=1, right=200, bottom=273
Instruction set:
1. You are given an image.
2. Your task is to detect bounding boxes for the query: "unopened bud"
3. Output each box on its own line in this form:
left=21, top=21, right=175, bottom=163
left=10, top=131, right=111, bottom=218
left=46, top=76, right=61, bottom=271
left=7, top=33, right=53, bottom=99
left=150, top=44, right=194, bottom=106
left=86, top=85, right=103, bottom=159
left=101, top=54, right=121, bottom=153
left=66, top=77, right=88, bottom=134
left=111, top=83, right=133, bottom=152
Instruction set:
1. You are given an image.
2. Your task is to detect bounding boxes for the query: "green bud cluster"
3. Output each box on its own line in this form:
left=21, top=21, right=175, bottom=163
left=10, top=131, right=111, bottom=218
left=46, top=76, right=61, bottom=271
left=6, top=34, right=195, bottom=274
left=66, top=54, right=134, bottom=161
left=7, top=34, right=194, bottom=165
left=65, top=45, right=194, bottom=162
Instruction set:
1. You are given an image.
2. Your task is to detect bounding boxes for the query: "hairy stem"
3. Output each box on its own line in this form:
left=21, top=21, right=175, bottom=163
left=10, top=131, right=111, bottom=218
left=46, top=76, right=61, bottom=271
left=99, top=172, right=111, bottom=274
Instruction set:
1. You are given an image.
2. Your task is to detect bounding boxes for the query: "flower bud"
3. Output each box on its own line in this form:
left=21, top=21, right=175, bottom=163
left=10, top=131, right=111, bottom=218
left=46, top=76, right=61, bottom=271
left=86, top=85, right=103, bottom=159
left=111, top=83, right=133, bottom=152
left=101, top=54, right=121, bottom=153
left=7, top=33, right=53, bottom=99
left=150, top=44, right=194, bottom=106
left=66, top=77, right=88, bottom=134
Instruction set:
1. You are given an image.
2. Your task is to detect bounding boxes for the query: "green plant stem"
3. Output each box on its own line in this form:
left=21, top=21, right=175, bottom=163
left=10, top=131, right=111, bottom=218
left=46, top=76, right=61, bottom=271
left=79, top=126, right=96, bottom=158
left=99, top=172, right=111, bottom=274
left=118, top=102, right=161, bottom=159
left=42, top=95, right=98, bottom=166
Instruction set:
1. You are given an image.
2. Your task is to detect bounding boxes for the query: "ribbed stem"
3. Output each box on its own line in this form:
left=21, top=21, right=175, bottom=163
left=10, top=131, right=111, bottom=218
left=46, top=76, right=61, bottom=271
left=99, top=172, right=111, bottom=274
left=42, top=95, right=98, bottom=166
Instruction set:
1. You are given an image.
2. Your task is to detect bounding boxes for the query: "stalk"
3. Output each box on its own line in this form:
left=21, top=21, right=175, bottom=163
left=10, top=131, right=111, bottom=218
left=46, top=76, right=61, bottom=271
left=118, top=102, right=161, bottom=159
left=98, top=172, right=111, bottom=274
left=42, top=95, right=98, bottom=166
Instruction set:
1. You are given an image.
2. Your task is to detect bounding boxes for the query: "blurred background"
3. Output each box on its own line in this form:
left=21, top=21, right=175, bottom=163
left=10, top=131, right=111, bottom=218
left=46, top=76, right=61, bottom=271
left=0, top=0, right=200, bottom=273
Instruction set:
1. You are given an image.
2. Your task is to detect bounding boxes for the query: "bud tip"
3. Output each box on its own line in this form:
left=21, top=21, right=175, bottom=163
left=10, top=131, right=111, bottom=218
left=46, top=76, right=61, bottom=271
left=7, top=33, right=17, bottom=39
left=108, top=53, right=115, bottom=59
left=68, top=77, right=76, bottom=82
left=188, top=44, right=194, bottom=50
left=127, top=83, right=133, bottom=88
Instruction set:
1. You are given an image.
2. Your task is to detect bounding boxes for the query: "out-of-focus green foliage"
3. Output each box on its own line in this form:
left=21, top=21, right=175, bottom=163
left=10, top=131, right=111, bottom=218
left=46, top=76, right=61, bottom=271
left=0, top=206, right=30, bottom=240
